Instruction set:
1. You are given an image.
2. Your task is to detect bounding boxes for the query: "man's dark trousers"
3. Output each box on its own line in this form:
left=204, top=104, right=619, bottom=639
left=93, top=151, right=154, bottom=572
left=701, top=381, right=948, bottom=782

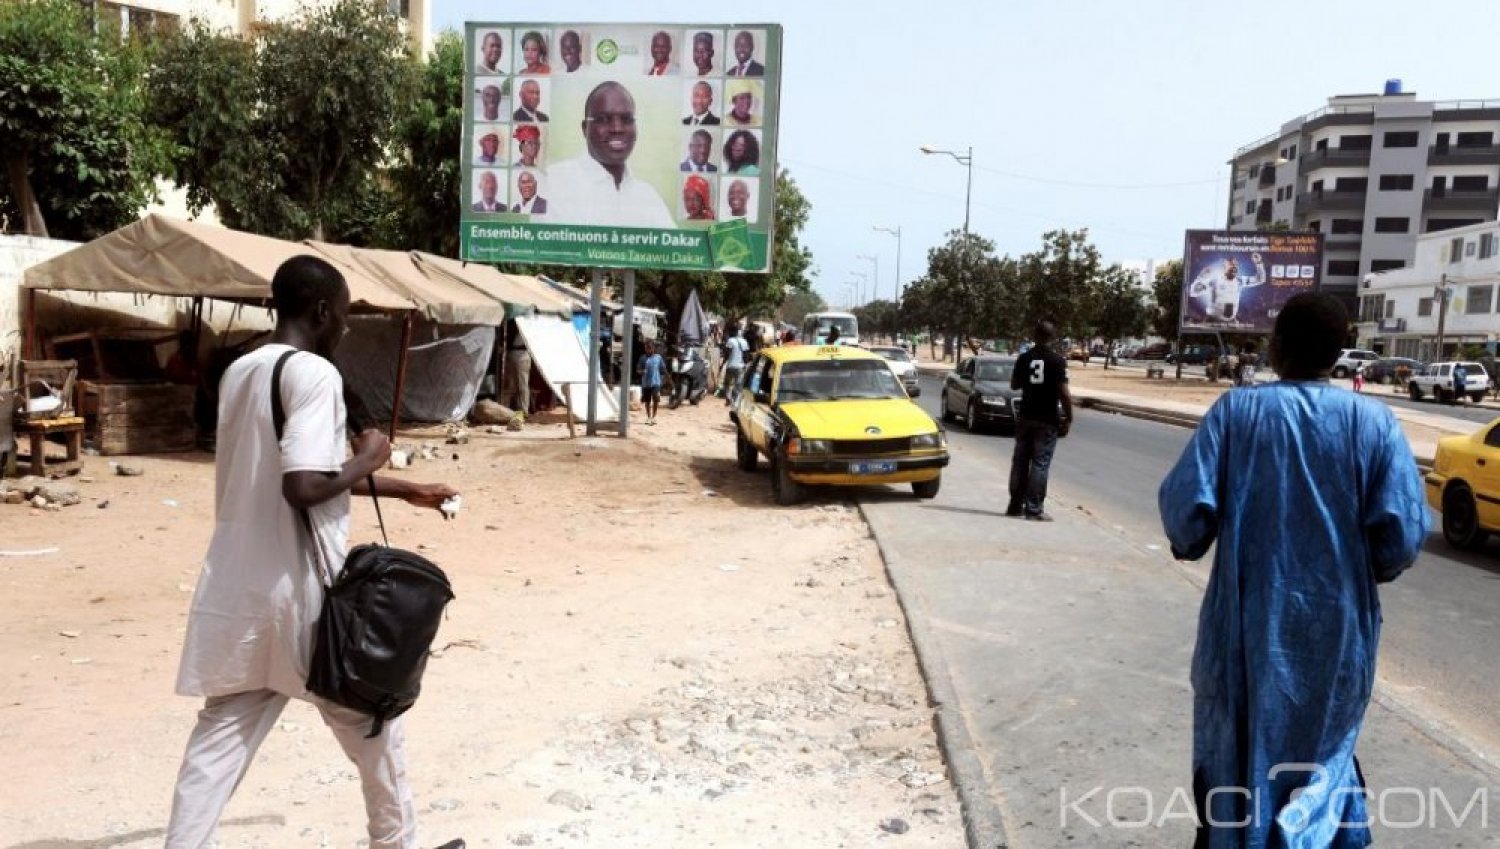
left=1009, top=418, right=1059, bottom=516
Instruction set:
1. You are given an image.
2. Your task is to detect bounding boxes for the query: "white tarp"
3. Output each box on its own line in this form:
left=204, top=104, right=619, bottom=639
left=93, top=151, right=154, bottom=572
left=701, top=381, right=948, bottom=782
left=516, top=314, right=618, bottom=422
left=335, top=316, right=495, bottom=425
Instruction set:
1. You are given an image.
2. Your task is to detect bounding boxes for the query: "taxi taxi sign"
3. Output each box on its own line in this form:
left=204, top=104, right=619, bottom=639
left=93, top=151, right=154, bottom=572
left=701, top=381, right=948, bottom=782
left=816, top=346, right=843, bottom=355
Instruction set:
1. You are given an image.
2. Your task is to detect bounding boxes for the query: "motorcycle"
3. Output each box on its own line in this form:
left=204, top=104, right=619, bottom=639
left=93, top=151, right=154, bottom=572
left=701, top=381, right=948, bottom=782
left=667, top=343, right=709, bottom=409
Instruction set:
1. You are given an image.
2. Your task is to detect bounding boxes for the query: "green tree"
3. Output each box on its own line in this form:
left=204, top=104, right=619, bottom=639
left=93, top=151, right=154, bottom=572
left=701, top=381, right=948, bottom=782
left=852, top=299, right=899, bottom=343
left=916, top=229, right=1004, bottom=357
left=777, top=289, right=827, bottom=327
left=0, top=0, right=167, bottom=239
left=1092, top=264, right=1150, bottom=370
left=144, top=21, right=256, bottom=229
left=378, top=29, right=464, bottom=255
left=148, top=0, right=417, bottom=240
left=1018, top=229, right=1102, bottom=340
left=1150, top=259, right=1184, bottom=342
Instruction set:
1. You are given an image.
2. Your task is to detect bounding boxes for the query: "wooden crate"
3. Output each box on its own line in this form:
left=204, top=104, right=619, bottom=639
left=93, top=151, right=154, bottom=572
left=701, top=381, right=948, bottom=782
left=81, top=381, right=196, bottom=455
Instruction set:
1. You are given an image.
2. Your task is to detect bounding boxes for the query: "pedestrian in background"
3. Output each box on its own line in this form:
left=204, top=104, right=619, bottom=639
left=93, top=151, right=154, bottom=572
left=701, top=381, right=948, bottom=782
left=637, top=340, right=665, bottom=425
left=1159, top=293, right=1427, bottom=848
left=1351, top=361, right=1365, bottom=393
left=1006, top=319, right=1073, bottom=521
left=721, top=323, right=748, bottom=404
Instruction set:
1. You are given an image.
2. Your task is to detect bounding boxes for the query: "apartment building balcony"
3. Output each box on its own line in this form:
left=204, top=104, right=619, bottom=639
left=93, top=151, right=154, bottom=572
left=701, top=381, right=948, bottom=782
left=1296, top=190, right=1366, bottom=212
left=1323, top=233, right=1362, bottom=252
left=1428, top=144, right=1500, bottom=166
left=1424, top=187, right=1500, bottom=211
left=1299, top=147, right=1371, bottom=174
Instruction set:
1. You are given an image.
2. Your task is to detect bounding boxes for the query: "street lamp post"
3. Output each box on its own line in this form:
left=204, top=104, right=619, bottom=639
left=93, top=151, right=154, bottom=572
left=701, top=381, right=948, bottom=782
left=920, top=144, right=973, bottom=233
left=856, top=253, right=879, bottom=303
left=873, top=225, right=902, bottom=302
left=848, top=270, right=868, bottom=306
left=921, top=144, right=974, bottom=361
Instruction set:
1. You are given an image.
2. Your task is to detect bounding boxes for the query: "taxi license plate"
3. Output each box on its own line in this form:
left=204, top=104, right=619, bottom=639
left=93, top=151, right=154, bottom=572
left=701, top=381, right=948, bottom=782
left=849, top=461, right=897, bottom=475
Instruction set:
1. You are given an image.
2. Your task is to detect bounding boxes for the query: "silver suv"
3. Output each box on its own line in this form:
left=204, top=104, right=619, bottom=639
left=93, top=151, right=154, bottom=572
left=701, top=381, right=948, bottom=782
left=1332, top=348, right=1380, bottom=379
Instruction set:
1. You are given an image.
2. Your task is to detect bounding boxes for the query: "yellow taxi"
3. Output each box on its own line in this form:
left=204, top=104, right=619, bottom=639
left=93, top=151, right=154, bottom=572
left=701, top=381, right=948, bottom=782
left=1427, top=416, right=1500, bottom=549
left=731, top=344, right=949, bottom=505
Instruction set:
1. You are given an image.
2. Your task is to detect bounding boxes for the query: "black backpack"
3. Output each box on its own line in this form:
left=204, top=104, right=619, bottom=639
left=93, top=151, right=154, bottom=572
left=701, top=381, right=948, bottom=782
left=271, top=350, right=454, bottom=737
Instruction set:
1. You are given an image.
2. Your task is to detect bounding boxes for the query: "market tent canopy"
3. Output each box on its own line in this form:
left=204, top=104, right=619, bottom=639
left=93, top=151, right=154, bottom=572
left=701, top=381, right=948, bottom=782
left=21, top=214, right=413, bottom=311
left=305, top=241, right=508, bottom=326
left=539, top=274, right=624, bottom=312
left=411, top=251, right=575, bottom=318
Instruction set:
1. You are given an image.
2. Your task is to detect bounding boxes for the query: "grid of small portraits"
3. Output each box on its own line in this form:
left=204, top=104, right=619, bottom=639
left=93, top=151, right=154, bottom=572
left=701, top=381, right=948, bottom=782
left=468, top=26, right=770, bottom=225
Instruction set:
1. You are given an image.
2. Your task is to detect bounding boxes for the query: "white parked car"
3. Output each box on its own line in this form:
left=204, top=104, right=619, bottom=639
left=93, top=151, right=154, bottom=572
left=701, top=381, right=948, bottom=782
left=869, top=345, right=921, bottom=397
left=1408, top=361, right=1491, bottom=404
left=1332, top=348, right=1380, bottom=379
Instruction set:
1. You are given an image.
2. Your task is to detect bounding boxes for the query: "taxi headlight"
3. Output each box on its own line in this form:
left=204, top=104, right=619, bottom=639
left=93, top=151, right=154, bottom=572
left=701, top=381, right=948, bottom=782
left=912, top=432, right=945, bottom=449
left=790, top=438, right=832, bottom=454
left=980, top=395, right=1007, bottom=406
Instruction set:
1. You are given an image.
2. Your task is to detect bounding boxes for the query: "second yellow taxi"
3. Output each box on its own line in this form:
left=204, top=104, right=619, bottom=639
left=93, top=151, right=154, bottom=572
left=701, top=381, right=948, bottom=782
left=730, top=344, right=949, bottom=505
left=1426, top=415, right=1500, bottom=549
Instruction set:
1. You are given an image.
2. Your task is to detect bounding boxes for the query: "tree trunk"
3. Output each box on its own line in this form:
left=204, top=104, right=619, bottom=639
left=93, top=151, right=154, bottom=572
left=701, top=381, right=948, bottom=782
left=6, top=151, right=49, bottom=238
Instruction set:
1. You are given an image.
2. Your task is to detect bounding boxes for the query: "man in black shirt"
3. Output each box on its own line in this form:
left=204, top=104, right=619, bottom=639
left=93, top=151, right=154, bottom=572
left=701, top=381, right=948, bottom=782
left=1008, top=320, right=1074, bottom=520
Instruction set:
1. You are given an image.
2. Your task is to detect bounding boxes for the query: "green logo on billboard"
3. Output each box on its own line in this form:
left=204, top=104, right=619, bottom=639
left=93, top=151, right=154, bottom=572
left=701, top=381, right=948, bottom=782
left=596, top=39, right=619, bottom=64
left=709, top=219, right=753, bottom=268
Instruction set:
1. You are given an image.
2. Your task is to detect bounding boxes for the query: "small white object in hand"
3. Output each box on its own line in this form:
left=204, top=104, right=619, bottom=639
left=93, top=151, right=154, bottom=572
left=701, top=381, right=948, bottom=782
left=440, top=495, right=462, bottom=520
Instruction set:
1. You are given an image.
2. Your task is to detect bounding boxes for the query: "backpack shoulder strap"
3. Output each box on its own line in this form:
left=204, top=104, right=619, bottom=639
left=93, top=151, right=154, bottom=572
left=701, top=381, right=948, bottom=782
left=271, top=349, right=297, bottom=440
left=270, top=348, right=333, bottom=587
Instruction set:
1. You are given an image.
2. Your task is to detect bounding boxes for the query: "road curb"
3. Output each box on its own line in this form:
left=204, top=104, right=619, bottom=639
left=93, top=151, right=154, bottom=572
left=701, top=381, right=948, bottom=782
left=859, top=512, right=1009, bottom=849
left=1076, top=395, right=1202, bottom=430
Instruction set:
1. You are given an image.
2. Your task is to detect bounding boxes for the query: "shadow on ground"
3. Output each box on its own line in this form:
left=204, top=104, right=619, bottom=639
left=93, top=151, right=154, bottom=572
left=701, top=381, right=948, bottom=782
left=5, top=815, right=284, bottom=849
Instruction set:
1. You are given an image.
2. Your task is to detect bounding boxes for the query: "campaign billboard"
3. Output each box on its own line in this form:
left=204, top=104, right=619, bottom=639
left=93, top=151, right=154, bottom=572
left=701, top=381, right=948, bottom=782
left=1179, top=230, right=1324, bottom=334
left=460, top=23, right=783, bottom=273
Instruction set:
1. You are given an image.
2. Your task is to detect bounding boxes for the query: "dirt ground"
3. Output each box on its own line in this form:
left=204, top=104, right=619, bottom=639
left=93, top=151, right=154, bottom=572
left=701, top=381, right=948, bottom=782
left=0, top=400, right=964, bottom=848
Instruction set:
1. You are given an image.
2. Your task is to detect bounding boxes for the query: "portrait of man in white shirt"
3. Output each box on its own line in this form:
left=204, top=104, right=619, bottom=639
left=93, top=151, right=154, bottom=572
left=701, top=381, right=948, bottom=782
left=545, top=81, right=675, bottom=229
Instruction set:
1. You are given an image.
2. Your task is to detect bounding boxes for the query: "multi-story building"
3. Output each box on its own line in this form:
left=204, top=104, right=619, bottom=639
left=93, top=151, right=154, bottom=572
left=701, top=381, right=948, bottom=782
left=76, top=0, right=432, bottom=55
left=1356, top=220, right=1500, bottom=361
left=1227, top=84, right=1500, bottom=307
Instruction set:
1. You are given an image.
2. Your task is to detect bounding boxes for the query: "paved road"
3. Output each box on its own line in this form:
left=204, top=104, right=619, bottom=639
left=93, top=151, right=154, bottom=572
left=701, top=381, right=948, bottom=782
left=1110, top=358, right=1500, bottom=425
left=857, top=374, right=1500, bottom=848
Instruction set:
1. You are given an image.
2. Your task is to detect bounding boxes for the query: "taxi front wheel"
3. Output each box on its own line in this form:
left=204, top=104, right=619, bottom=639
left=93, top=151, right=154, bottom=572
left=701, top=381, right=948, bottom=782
left=912, top=476, right=941, bottom=499
left=736, top=430, right=758, bottom=472
left=772, top=453, right=804, bottom=505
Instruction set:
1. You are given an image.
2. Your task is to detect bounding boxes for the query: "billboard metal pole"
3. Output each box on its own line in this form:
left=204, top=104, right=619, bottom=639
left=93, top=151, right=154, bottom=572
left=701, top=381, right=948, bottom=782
left=617, top=269, right=636, bottom=437
left=587, top=268, right=602, bottom=436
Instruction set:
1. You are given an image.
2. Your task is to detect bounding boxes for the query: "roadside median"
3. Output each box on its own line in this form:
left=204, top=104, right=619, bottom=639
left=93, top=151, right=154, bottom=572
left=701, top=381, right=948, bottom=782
left=916, top=359, right=1466, bottom=469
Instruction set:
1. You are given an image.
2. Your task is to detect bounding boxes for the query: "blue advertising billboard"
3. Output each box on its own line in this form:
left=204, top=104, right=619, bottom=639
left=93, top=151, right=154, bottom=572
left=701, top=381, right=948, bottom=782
left=1180, top=230, right=1324, bottom=334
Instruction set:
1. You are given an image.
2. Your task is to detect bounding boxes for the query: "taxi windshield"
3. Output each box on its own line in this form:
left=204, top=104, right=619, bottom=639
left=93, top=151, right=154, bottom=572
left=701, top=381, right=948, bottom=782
left=776, top=358, right=905, bottom=402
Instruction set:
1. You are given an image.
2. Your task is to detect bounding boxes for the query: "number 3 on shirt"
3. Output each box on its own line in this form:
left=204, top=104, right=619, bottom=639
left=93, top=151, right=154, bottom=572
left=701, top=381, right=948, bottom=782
left=1029, top=360, right=1045, bottom=384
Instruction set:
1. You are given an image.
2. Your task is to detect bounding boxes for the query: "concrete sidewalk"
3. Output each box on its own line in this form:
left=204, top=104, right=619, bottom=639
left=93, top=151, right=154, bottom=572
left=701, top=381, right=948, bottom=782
left=861, top=420, right=1500, bottom=848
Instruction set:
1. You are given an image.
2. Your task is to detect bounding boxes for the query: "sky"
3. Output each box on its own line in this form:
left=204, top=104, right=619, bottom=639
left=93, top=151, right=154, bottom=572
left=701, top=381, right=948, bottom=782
left=435, top=0, right=1500, bottom=309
